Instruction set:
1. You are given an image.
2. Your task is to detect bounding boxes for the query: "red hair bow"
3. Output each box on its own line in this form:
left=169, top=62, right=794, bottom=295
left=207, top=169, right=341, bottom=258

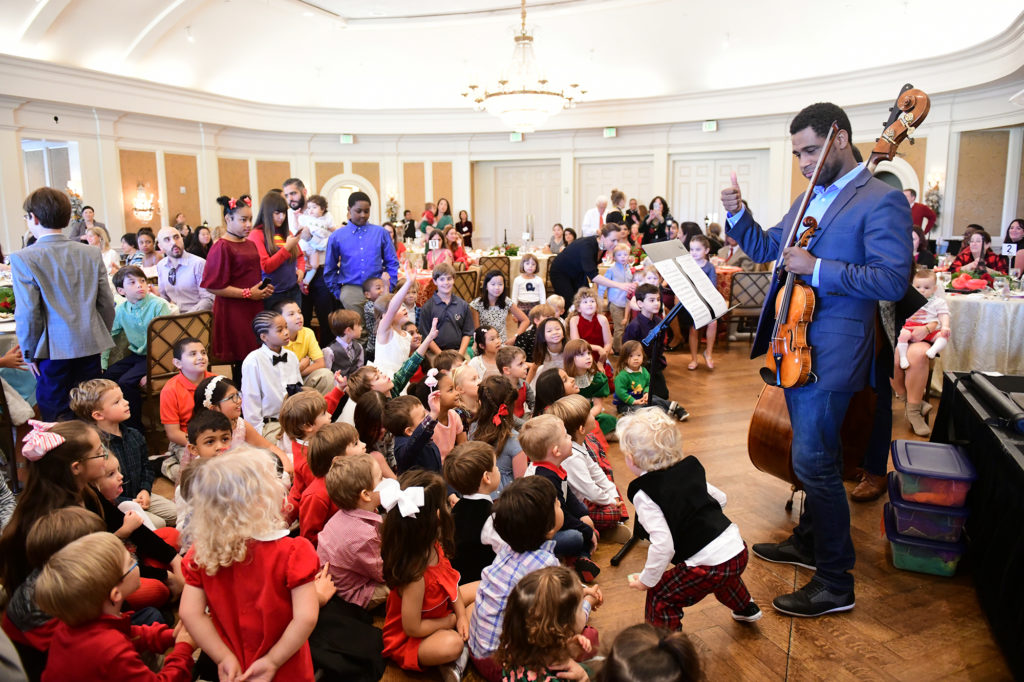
left=227, top=196, right=251, bottom=210
left=492, top=404, right=509, bottom=425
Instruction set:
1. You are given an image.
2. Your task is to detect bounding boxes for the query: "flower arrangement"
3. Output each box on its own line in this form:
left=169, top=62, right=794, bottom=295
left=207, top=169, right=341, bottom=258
left=0, top=286, right=15, bottom=314
left=386, top=196, right=400, bottom=224
left=67, top=188, right=84, bottom=222
left=924, top=180, right=942, bottom=217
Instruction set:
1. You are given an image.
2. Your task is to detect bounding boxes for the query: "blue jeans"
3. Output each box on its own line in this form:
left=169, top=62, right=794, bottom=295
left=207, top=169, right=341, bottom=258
left=785, top=384, right=855, bottom=593
left=553, top=529, right=587, bottom=558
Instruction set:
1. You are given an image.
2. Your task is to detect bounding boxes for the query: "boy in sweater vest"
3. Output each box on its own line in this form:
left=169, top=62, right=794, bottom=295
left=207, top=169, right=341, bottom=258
left=443, top=442, right=501, bottom=583
left=617, top=407, right=761, bottom=628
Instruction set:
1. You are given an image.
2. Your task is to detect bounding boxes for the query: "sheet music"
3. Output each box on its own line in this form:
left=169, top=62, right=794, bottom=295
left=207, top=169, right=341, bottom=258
left=642, top=240, right=730, bottom=329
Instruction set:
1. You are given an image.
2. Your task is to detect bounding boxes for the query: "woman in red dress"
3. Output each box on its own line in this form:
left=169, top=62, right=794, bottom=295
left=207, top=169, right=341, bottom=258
left=201, top=196, right=273, bottom=379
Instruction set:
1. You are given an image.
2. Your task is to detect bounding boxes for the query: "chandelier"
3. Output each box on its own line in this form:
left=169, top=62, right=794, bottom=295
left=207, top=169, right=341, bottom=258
left=463, top=0, right=583, bottom=133
left=131, top=183, right=155, bottom=222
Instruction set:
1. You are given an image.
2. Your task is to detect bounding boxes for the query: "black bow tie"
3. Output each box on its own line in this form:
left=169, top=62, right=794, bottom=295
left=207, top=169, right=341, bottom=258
left=272, top=353, right=288, bottom=365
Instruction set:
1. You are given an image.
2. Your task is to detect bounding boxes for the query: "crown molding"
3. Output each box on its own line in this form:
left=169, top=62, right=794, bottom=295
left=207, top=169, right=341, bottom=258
left=0, top=12, right=1022, bottom=136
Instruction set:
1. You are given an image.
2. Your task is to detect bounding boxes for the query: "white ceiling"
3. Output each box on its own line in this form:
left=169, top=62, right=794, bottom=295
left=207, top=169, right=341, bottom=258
left=0, top=0, right=1021, bottom=112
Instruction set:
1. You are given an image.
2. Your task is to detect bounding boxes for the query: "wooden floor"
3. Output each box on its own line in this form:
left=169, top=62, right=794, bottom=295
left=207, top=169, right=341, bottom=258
left=377, top=342, right=1010, bottom=681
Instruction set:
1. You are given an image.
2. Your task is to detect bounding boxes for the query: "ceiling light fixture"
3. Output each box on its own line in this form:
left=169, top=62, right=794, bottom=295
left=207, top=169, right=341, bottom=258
left=463, top=0, right=583, bottom=133
left=131, top=183, right=155, bottom=222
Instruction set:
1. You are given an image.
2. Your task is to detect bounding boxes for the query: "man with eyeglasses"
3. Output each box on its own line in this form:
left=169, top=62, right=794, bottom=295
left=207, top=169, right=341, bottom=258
left=156, top=227, right=214, bottom=313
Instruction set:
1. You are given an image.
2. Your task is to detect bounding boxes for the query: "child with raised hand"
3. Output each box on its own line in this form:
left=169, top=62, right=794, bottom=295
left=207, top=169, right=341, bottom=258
left=443, top=442, right=501, bottom=583
left=471, top=270, right=529, bottom=343
left=497, top=345, right=533, bottom=421
left=380, top=469, right=472, bottom=680
left=471, top=376, right=526, bottom=491
left=513, top=303, right=553, bottom=361
left=613, top=341, right=685, bottom=420
left=528, top=317, right=567, bottom=386
left=386, top=394, right=442, bottom=474
left=35, top=532, right=196, bottom=682
left=300, top=422, right=365, bottom=547
left=318, top=452, right=389, bottom=610
left=596, top=624, right=701, bottom=682
left=496, top=566, right=597, bottom=682
left=430, top=370, right=466, bottom=460
left=372, top=263, right=420, bottom=379
left=241, top=310, right=303, bottom=442
left=179, top=451, right=320, bottom=681
left=192, top=375, right=289, bottom=466
left=468, top=325, right=502, bottom=380
left=563, top=338, right=616, bottom=436
left=511, top=254, right=546, bottom=317
left=550, top=395, right=628, bottom=536
left=519, top=415, right=600, bottom=583
left=158, top=337, right=214, bottom=481
left=617, top=408, right=761, bottom=628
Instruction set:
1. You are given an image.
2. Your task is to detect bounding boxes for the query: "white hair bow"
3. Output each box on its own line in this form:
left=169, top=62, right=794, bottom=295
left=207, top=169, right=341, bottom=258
left=376, top=478, right=425, bottom=518
left=424, top=368, right=439, bottom=389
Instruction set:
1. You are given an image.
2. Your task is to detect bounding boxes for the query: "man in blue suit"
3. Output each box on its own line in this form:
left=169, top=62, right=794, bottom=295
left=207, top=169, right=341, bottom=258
left=721, top=102, right=912, bottom=617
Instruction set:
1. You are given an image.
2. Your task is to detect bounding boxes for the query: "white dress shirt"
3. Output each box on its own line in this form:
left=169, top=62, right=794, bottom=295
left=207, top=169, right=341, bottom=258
left=563, top=443, right=617, bottom=506
left=581, top=207, right=605, bottom=238
left=241, top=345, right=302, bottom=428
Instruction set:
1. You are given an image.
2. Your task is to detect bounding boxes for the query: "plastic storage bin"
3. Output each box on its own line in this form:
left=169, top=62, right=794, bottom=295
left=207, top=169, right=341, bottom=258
left=890, top=440, right=976, bottom=507
left=883, top=504, right=965, bottom=577
left=887, top=474, right=969, bottom=543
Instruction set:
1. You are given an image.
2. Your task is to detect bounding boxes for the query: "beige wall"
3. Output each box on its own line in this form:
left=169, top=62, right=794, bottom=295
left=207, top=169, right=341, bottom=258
left=952, top=130, right=1009, bottom=235
left=788, top=138, right=927, bottom=204
left=119, top=149, right=160, bottom=231
left=256, top=160, right=290, bottom=200
left=217, top=158, right=250, bottom=199
left=432, top=162, right=453, bottom=208
left=164, top=152, right=199, bottom=228
left=403, top=162, right=425, bottom=217
left=314, top=162, right=343, bottom=192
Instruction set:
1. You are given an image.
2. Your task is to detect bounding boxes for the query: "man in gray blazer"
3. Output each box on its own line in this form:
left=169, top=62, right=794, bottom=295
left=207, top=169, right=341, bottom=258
left=717, top=236, right=755, bottom=271
left=13, top=188, right=115, bottom=420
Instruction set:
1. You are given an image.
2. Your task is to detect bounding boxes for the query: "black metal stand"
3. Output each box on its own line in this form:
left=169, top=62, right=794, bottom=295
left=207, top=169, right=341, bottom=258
left=610, top=302, right=685, bottom=567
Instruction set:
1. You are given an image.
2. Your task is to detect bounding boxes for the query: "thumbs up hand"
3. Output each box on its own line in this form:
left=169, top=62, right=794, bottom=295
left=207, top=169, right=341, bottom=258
left=721, top=171, right=744, bottom=215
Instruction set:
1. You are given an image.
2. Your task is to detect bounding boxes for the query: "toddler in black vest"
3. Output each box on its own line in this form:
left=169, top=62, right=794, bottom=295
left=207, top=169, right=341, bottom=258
left=443, top=442, right=501, bottom=583
left=618, top=407, right=761, bottom=628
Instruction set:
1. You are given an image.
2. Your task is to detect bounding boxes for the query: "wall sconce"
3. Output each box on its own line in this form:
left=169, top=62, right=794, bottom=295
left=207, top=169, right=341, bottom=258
left=131, top=183, right=155, bottom=222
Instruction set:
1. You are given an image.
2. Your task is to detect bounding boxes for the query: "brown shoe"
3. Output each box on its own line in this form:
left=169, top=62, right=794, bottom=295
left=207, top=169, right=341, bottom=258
left=850, top=472, right=887, bottom=502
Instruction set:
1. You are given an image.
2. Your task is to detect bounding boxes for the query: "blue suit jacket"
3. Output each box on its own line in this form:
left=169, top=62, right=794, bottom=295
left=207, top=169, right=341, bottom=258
left=728, top=168, right=912, bottom=393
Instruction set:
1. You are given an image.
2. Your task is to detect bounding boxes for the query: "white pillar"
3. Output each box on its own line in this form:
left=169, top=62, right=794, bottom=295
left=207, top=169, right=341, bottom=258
left=0, top=97, right=26, bottom=253
left=1002, top=127, right=1022, bottom=231
left=559, top=152, right=574, bottom=226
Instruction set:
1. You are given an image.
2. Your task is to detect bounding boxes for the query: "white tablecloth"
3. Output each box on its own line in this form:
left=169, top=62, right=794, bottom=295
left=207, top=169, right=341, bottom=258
left=933, top=293, right=1024, bottom=385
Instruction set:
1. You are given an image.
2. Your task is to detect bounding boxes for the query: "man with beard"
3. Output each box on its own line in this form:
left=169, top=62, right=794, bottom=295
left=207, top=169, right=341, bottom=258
left=325, top=191, right=400, bottom=312
left=156, top=226, right=213, bottom=313
left=283, top=177, right=338, bottom=343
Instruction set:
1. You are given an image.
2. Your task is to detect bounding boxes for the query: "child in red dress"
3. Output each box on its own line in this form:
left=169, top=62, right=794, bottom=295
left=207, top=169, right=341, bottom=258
left=380, top=469, right=473, bottom=680
left=178, top=451, right=320, bottom=681
left=568, top=287, right=614, bottom=382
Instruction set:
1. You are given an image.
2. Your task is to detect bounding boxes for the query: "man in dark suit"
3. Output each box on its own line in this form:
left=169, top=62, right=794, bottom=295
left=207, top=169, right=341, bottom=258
left=721, top=102, right=912, bottom=617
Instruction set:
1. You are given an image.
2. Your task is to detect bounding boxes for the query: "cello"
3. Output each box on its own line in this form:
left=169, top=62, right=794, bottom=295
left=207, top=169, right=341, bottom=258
left=746, top=85, right=931, bottom=505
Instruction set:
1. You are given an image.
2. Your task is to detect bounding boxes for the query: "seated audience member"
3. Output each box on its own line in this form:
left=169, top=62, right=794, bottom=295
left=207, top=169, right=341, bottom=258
left=156, top=226, right=215, bottom=313
left=327, top=308, right=365, bottom=375
left=300, top=422, right=365, bottom=546
left=514, top=303, right=555, bottom=360
left=717, top=235, right=755, bottom=271
left=70, top=379, right=177, bottom=528
left=497, top=346, right=533, bottom=420
left=597, top=624, right=702, bottom=682
left=191, top=375, right=290, bottom=468
left=443, top=442, right=501, bottom=583
left=136, top=227, right=163, bottom=268
left=12, top=187, right=115, bottom=420
left=912, top=226, right=936, bottom=268
left=318, top=452, right=389, bottom=610
left=241, top=310, right=303, bottom=441
left=84, top=226, right=121, bottom=276
left=158, top=338, right=215, bottom=481
left=121, top=233, right=145, bottom=267
left=277, top=300, right=334, bottom=395
left=951, top=227, right=1007, bottom=278
left=176, top=412, right=234, bottom=534
left=105, top=265, right=172, bottom=431
left=386, top=394, right=442, bottom=474
left=280, top=389, right=331, bottom=517
left=34, top=533, right=196, bottom=681
left=420, top=263, right=474, bottom=354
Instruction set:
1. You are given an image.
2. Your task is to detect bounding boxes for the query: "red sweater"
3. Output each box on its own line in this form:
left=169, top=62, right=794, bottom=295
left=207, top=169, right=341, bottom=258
left=298, top=477, right=339, bottom=548
left=41, top=613, right=193, bottom=682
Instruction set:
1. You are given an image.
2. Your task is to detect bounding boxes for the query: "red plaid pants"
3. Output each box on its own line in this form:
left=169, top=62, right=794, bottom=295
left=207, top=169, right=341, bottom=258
left=645, top=545, right=751, bottom=630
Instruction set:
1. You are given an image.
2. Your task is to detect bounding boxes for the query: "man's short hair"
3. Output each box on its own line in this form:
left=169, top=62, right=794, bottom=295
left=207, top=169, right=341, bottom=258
left=790, top=102, right=852, bottom=141
left=279, top=389, right=328, bottom=441
left=518, top=414, right=563, bottom=462
left=635, top=283, right=660, bottom=302
left=348, top=191, right=370, bottom=208
left=187, top=410, right=233, bottom=445
left=325, top=452, right=376, bottom=510
left=35, top=532, right=127, bottom=627
left=496, top=345, right=526, bottom=373
left=26, top=507, right=105, bottom=568
left=23, top=187, right=72, bottom=230
left=432, top=262, right=456, bottom=281
left=442, top=442, right=496, bottom=495
left=69, top=378, right=119, bottom=422
left=493, top=477, right=558, bottom=553
left=173, top=337, right=204, bottom=360
left=112, top=266, right=146, bottom=290
left=904, top=188, right=917, bottom=199
left=283, top=178, right=305, bottom=191
left=383, top=395, right=423, bottom=436
left=362, top=276, right=383, bottom=293
left=308, top=422, right=359, bottom=478
left=549, top=394, right=591, bottom=436
left=329, top=309, right=362, bottom=336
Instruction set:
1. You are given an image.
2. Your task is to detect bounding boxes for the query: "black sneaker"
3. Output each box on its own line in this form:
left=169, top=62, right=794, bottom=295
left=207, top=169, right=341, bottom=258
left=732, top=602, right=763, bottom=622
left=674, top=405, right=690, bottom=422
left=751, top=538, right=816, bottom=570
left=574, top=557, right=601, bottom=583
left=772, top=579, right=854, bottom=617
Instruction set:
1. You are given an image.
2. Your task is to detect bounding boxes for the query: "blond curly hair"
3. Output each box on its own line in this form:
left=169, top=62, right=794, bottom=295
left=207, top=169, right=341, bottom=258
left=182, top=449, right=286, bottom=574
left=615, top=407, right=684, bottom=472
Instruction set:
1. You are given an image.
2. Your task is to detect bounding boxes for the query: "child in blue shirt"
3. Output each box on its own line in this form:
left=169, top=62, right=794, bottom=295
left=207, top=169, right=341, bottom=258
left=602, top=244, right=633, bottom=351
left=105, top=266, right=171, bottom=431
left=385, top=394, right=441, bottom=474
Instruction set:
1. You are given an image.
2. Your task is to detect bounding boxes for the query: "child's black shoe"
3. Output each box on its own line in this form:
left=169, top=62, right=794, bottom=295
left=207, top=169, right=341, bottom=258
left=732, top=601, right=763, bottom=622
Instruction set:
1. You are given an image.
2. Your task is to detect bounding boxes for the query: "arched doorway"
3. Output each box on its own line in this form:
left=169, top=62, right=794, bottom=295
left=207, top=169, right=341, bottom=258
left=872, top=157, right=919, bottom=196
left=319, top=174, right=380, bottom=226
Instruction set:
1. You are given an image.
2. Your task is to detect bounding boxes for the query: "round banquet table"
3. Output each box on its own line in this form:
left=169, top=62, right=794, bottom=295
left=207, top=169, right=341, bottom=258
left=931, top=291, right=1024, bottom=392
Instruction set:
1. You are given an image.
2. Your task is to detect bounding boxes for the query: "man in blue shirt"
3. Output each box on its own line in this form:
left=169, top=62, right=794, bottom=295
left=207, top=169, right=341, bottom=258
left=721, top=102, right=911, bottom=618
left=324, top=191, right=400, bottom=311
